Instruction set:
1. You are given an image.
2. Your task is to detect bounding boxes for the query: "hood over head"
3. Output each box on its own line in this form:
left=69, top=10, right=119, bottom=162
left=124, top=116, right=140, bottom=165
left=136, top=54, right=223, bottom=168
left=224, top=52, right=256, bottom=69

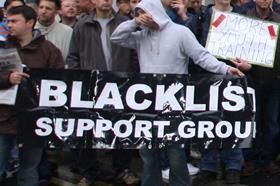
left=136, top=0, right=171, bottom=30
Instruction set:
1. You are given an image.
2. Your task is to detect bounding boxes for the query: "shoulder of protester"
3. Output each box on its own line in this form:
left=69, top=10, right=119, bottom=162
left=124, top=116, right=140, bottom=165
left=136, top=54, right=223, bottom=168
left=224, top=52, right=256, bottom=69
left=246, top=7, right=280, bottom=22
left=76, top=10, right=128, bottom=26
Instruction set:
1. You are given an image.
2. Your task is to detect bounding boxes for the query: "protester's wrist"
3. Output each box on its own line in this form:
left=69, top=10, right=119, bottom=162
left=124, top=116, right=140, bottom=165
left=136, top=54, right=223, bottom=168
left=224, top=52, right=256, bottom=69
left=180, top=14, right=188, bottom=21
left=134, top=18, right=141, bottom=26
left=177, top=9, right=188, bottom=21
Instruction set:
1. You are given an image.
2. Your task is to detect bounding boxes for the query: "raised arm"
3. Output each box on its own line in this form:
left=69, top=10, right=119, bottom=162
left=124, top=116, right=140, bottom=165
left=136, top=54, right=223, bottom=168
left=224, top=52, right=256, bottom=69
left=111, top=19, right=140, bottom=49
left=182, top=28, right=243, bottom=76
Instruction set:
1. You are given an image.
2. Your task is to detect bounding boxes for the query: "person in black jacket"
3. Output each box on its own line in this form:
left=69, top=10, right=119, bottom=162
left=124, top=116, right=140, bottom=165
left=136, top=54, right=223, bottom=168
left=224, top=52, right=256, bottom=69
left=66, top=0, right=140, bottom=185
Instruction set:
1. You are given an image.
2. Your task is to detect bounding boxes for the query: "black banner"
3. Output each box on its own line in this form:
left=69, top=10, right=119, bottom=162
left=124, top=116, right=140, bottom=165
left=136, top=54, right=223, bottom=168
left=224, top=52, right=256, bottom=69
left=16, top=69, right=255, bottom=149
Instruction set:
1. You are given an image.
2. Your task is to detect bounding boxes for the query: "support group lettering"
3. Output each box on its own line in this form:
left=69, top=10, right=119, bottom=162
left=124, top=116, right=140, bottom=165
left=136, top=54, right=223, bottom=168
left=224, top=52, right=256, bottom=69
left=35, top=117, right=256, bottom=139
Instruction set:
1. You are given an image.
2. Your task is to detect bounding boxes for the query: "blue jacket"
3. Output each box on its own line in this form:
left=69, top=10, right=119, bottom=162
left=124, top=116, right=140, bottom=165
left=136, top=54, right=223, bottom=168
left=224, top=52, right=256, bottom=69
left=0, top=22, right=8, bottom=47
left=0, top=22, right=8, bottom=40
left=167, top=9, right=194, bottom=28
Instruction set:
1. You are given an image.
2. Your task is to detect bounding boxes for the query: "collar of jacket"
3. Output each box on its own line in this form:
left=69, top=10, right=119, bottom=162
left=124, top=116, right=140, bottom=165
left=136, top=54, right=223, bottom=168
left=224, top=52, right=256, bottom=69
left=36, top=21, right=58, bottom=35
left=84, top=9, right=117, bottom=25
left=6, top=29, right=45, bottom=50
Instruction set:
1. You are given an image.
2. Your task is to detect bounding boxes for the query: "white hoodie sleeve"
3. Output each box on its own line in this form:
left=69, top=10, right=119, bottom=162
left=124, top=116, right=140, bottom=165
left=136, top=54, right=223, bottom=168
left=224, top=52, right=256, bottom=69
left=181, top=28, right=229, bottom=75
left=111, top=19, right=141, bottom=50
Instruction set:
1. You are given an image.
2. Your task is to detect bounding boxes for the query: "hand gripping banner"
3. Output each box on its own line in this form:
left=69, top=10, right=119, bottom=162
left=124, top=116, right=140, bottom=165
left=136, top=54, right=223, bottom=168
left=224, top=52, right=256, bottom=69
left=16, top=69, right=255, bottom=149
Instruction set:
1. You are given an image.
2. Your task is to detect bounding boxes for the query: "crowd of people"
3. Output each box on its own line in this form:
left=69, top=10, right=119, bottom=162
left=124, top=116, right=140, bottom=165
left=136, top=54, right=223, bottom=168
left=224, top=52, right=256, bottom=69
left=0, top=0, right=279, bottom=185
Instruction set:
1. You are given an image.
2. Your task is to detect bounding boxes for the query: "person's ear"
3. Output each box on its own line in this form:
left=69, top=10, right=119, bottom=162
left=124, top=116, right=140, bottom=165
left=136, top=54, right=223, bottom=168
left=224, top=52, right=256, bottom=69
left=54, top=8, right=59, bottom=15
left=27, top=19, right=35, bottom=28
left=58, top=9, right=62, bottom=15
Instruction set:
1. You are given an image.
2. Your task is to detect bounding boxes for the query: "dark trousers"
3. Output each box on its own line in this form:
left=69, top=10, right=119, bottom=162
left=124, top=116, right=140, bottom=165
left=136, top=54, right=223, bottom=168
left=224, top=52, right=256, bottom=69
left=18, top=146, right=44, bottom=186
left=71, top=149, right=134, bottom=181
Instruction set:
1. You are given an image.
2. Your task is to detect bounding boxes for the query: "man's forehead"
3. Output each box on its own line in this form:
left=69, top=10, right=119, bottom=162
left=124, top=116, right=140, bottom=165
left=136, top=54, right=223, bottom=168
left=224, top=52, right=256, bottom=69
left=118, top=0, right=130, bottom=3
left=62, top=0, right=76, bottom=5
left=190, top=0, right=201, bottom=2
left=7, top=14, right=21, bottom=18
left=39, top=0, right=56, bottom=7
left=63, top=0, right=75, bottom=3
left=7, top=14, right=24, bottom=21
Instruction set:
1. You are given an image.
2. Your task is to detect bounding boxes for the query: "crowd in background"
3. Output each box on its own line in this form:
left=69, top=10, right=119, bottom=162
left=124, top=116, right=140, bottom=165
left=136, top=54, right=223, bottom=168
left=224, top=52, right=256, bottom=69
left=0, top=0, right=280, bottom=185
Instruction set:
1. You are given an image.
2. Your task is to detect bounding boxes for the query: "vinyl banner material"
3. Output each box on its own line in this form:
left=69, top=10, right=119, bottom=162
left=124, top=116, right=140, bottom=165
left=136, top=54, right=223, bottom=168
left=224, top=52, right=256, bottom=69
left=16, top=69, right=256, bottom=149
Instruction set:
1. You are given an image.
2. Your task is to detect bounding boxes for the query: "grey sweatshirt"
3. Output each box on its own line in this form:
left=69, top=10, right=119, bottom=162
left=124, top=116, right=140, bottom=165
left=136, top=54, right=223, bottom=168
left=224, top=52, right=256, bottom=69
left=111, top=0, right=229, bottom=75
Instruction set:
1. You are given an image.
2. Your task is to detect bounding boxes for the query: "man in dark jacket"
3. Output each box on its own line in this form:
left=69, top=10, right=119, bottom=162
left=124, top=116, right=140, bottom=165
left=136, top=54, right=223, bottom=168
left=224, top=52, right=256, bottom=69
left=66, top=0, right=139, bottom=185
left=235, top=0, right=280, bottom=177
left=2, top=5, right=64, bottom=186
left=66, top=0, right=137, bottom=72
left=192, top=0, right=244, bottom=185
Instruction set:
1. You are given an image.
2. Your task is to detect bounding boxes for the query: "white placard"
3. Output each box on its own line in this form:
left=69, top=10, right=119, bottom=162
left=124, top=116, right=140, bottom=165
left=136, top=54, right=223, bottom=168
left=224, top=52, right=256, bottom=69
left=0, top=48, right=22, bottom=105
left=206, top=10, right=279, bottom=68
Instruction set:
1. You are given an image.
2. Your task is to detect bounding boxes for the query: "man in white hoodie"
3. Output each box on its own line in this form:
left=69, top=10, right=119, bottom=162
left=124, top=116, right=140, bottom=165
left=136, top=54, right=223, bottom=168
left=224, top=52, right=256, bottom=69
left=111, top=0, right=243, bottom=185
